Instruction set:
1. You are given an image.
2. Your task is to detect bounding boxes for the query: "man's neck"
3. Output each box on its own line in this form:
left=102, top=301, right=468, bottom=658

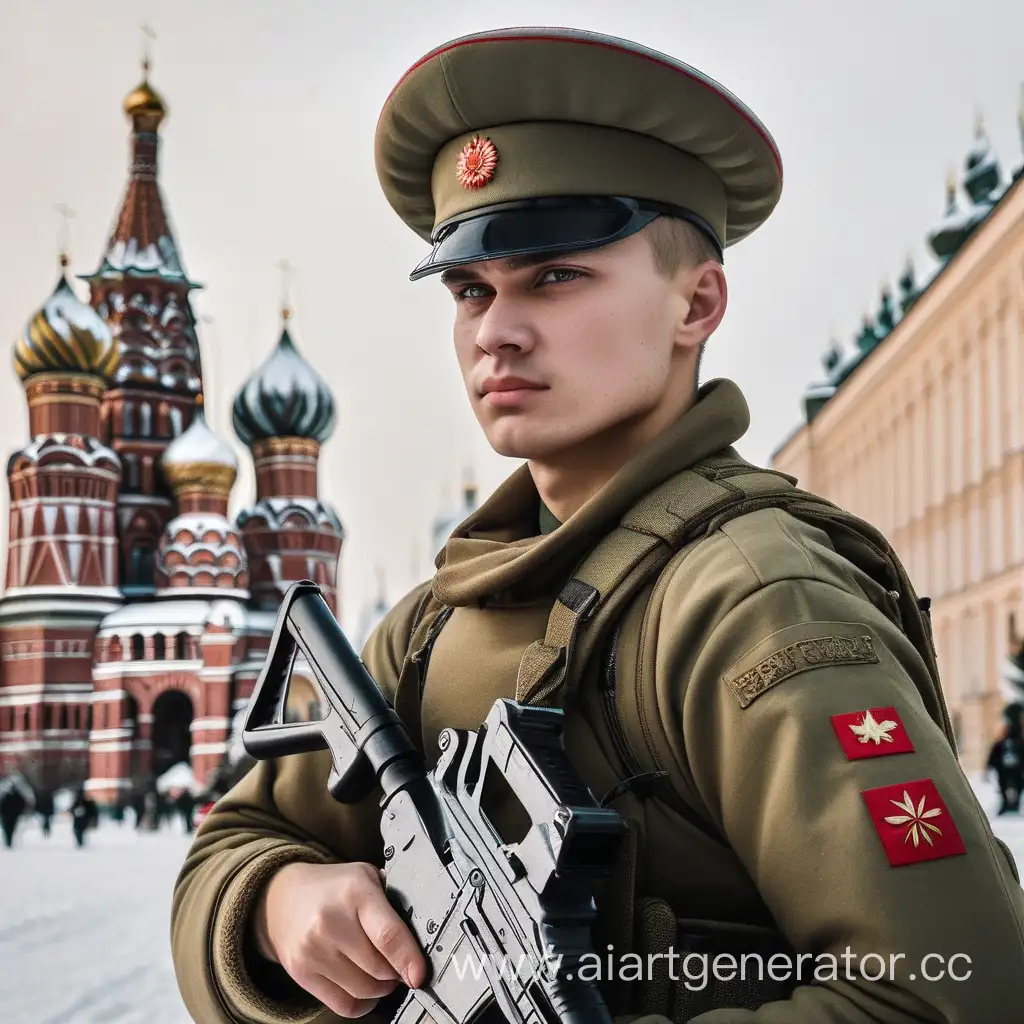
left=529, top=388, right=697, bottom=524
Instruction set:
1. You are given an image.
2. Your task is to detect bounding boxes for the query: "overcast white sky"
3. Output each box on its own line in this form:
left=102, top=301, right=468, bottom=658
left=1, top=0, right=1023, bottom=630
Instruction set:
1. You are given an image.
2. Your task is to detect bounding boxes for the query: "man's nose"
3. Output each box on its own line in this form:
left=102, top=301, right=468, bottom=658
left=474, top=296, right=536, bottom=356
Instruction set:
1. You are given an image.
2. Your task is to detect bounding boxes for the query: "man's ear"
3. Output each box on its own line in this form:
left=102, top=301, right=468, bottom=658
left=676, top=262, right=727, bottom=351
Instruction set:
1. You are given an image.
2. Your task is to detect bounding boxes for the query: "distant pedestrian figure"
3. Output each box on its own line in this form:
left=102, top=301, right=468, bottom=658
left=988, top=703, right=1024, bottom=815
left=70, top=787, right=97, bottom=848
left=0, top=784, right=27, bottom=848
left=131, top=793, right=146, bottom=830
left=35, top=789, right=54, bottom=837
left=176, top=789, right=196, bottom=833
left=143, top=789, right=160, bottom=831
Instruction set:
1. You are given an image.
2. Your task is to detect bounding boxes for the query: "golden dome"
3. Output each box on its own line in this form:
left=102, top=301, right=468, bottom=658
left=13, top=268, right=118, bottom=383
left=123, top=77, right=167, bottom=130
left=162, top=406, right=239, bottom=499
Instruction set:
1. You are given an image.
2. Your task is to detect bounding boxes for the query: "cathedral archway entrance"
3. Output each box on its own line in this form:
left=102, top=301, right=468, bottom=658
left=151, top=690, right=193, bottom=779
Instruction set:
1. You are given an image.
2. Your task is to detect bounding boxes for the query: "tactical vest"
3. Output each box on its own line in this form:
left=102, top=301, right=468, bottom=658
left=391, top=448, right=958, bottom=1022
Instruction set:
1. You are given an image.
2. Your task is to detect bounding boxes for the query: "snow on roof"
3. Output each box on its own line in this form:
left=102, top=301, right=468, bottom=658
left=156, top=761, right=202, bottom=794
left=43, top=277, right=113, bottom=345
left=104, top=234, right=186, bottom=280
left=12, top=435, right=119, bottom=469
left=97, top=597, right=257, bottom=635
left=162, top=407, right=237, bottom=469
left=164, top=512, right=236, bottom=536
left=235, top=496, right=343, bottom=533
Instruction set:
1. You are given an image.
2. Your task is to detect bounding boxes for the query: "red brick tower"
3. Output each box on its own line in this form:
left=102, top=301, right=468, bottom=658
left=79, top=60, right=204, bottom=598
left=85, top=403, right=250, bottom=803
left=231, top=310, right=344, bottom=616
left=0, top=257, right=124, bottom=789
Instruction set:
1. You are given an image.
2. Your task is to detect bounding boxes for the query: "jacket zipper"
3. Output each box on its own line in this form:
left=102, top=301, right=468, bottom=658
left=600, top=624, right=647, bottom=783
left=599, top=616, right=725, bottom=842
left=414, top=605, right=454, bottom=699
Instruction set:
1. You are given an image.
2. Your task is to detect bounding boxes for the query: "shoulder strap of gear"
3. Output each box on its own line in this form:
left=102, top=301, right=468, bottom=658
left=390, top=588, right=453, bottom=755
left=514, top=447, right=800, bottom=709
left=516, top=444, right=957, bottom=780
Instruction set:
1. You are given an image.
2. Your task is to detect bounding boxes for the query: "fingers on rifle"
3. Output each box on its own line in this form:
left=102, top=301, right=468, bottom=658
left=304, top=972, right=380, bottom=1019
left=358, top=896, right=427, bottom=989
left=324, top=951, right=400, bottom=1001
left=341, top=928, right=403, bottom=985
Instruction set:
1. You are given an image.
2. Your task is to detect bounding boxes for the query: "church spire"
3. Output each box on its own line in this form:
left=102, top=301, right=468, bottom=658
left=83, top=29, right=193, bottom=289
left=78, top=43, right=206, bottom=594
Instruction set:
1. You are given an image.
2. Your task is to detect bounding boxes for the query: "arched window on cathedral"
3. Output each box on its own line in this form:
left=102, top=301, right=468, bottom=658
left=173, top=633, right=186, bottom=660
left=139, top=402, right=153, bottom=437
left=108, top=636, right=123, bottom=661
left=130, top=634, right=145, bottom=661
left=122, top=454, right=138, bottom=492
left=122, top=403, right=133, bottom=438
left=131, top=542, right=155, bottom=587
left=153, top=633, right=166, bottom=660
left=170, top=406, right=183, bottom=436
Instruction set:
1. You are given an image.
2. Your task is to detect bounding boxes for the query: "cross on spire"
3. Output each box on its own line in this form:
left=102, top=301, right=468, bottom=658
left=141, top=24, right=156, bottom=78
left=276, top=258, right=294, bottom=322
left=54, top=203, right=76, bottom=267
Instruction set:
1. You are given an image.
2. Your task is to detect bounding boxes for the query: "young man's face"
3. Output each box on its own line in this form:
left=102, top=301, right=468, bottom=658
left=441, top=229, right=709, bottom=462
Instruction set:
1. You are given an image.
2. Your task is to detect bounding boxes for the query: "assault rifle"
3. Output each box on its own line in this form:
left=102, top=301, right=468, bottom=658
left=241, top=580, right=625, bottom=1024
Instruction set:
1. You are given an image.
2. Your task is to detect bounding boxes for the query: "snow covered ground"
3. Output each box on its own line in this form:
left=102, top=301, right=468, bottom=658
left=0, top=776, right=1023, bottom=1024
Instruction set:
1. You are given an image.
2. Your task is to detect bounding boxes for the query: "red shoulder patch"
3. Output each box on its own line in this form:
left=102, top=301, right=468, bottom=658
left=831, top=706, right=914, bottom=760
left=861, top=778, right=966, bottom=867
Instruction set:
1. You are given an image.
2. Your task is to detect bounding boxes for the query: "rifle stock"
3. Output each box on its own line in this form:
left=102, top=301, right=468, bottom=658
left=242, top=580, right=625, bottom=1024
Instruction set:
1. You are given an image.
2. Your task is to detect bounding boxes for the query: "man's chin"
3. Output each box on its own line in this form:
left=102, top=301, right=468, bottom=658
left=483, top=424, right=580, bottom=462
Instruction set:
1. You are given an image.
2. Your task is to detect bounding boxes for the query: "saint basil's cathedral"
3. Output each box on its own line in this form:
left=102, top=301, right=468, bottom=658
left=0, top=64, right=345, bottom=808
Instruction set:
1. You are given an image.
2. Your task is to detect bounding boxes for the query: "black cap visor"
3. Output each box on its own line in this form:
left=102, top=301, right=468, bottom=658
left=409, top=196, right=720, bottom=281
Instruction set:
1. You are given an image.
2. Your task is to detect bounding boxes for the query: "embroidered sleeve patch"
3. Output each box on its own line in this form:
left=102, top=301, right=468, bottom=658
left=861, top=778, right=966, bottom=867
left=831, top=706, right=915, bottom=760
left=727, top=633, right=879, bottom=708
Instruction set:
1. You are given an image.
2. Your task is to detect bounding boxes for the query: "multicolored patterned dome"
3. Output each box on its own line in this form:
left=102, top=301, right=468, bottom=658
left=156, top=513, right=249, bottom=594
left=13, top=269, right=118, bottom=382
left=232, top=324, right=335, bottom=446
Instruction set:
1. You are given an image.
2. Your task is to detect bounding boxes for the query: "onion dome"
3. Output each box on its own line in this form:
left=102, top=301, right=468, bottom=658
left=875, top=283, right=896, bottom=340
left=927, top=171, right=973, bottom=262
left=898, top=256, right=919, bottom=314
left=963, top=113, right=1002, bottom=208
left=123, top=72, right=167, bottom=132
left=821, top=341, right=843, bottom=379
left=232, top=318, right=335, bottom=446
left=13, top=260, right=118, bottom=382
left=161, top=402, right=238, bottom=500
left=855, top=313, right=878, bottom=355
left=156, top=512, right=248, bottom=595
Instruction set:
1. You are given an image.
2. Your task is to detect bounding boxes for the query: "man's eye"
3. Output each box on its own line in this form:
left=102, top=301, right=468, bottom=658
left=538, top=267, right=585, bottom=285
left=456, top=284, right=490, bottom=300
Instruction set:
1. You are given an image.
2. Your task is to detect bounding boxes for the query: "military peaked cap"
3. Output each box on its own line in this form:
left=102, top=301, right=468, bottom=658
left=374, top=27, right=784, bottom=280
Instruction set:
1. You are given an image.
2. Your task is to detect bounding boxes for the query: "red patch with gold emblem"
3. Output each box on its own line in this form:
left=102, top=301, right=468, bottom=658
left=456, top=135, right=499, bottom=189
left=861, top=778, right=966, bottom=867
left=831, top=706, right=914, bottom=760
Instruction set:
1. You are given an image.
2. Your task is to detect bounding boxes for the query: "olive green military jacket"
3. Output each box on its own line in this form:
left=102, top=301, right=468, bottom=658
left=171, top=379, right=1024, bottom=1024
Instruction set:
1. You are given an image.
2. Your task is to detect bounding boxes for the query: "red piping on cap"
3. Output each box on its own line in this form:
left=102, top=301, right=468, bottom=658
left=377, top=30, right=783, bottom=185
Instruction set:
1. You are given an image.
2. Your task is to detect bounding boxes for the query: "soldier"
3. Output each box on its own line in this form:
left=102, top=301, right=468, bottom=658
left=170, top=27, right=1024, bottom=1024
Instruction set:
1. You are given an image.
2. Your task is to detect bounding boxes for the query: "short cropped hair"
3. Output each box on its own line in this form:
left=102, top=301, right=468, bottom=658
left=645, top=215, right=722, bottom=277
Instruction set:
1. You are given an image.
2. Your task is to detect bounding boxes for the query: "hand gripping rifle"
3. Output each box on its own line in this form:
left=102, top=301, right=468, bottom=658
left=241, top=580, right=626, bottom=1024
